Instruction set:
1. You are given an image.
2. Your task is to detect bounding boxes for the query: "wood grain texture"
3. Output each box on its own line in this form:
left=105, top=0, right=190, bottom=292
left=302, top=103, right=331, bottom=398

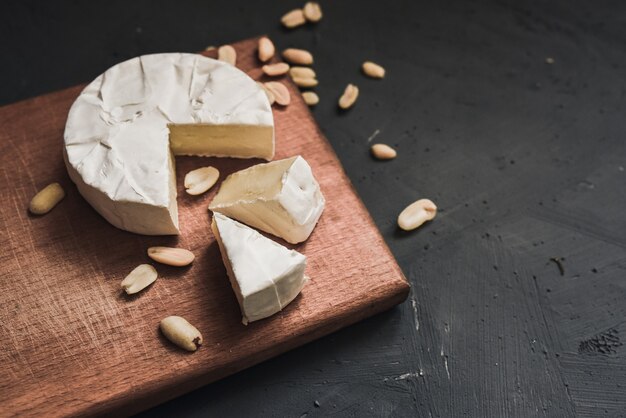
left=0, top=37, right=409, bottom=417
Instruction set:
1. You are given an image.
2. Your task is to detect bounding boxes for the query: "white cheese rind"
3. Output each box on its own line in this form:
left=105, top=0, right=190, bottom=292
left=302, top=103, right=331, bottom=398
left=64, top=53, right=274, bottom=235
left=209, top=156, right=325, bottom=244
left=211, top=213, right=308, bottom=324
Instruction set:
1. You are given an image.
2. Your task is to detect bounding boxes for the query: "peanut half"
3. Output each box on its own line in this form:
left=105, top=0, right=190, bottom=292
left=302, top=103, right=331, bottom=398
left=303, top=2, right=323, bottom=22
left=282, top=48, right=313, bottom=65
left=362, top=61, right=386, bottom=79
left=292, top=77, right=318, bottom=88
left=264, top=82, right=291, bottom=106
left=370, top=143, right=397, bottom=160
left=217, top=45, right=236, bottom=66
left=257, top=82, right=275, bottom=105
left=262, top=62, right=290, bottom=77
left=160, top=316, right=203, bottom=352
left=29, top=183, right=65, bottom=215
left=184, top=166, right=219, bottom=196
left=302, top=91, right=319, bottom=106
left=121, top=264, right=157, bottom=295
left=281, top=9, right=306, bottom=28
left=397, top=199, right=437, bottom=231
left=148, top=247, right=195, bottom=267
left=258, top=37, right=275, bottom=62
left=289, top=66, right=316, bottom=79
left=338, top=84, right=359, bottom=109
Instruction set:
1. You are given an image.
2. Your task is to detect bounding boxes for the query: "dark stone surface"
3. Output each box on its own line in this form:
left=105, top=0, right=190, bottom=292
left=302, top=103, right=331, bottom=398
left=2, top=0, right=626, bottom=416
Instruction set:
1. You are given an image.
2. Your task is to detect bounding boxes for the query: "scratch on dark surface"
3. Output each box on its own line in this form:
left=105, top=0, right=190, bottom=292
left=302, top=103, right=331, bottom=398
left=530, top=207, right=626, bottom=250
left=426, top=233, right=578, bottom=415
left=496, top=215, right=626, bottom=414
left=549, top=257, right=565, bottom=276
left=578, top=328, right=622, bottom=355
left=440, top=346, right=450, bottom=380
left=366, top=129, right=380, bottom=143
left=394, top=371, right=421, bottom=381
left=409, top=291, right=419, bottom=332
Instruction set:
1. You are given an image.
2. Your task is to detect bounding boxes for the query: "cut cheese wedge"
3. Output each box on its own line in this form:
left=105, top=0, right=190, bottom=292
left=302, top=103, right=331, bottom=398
left=211, top=212, right=308, bottom=324
left=209, top=156, right=325, bottom=244
left=63, top=53, right=274, bottom=235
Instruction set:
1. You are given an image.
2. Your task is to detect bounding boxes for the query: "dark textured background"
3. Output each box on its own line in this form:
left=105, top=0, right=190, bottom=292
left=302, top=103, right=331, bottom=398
left=2, top=1, right=625, bottom=416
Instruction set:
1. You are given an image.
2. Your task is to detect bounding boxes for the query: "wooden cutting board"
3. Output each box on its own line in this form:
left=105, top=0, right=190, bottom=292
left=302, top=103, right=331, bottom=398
left=0, top=37, right=409, bottom=417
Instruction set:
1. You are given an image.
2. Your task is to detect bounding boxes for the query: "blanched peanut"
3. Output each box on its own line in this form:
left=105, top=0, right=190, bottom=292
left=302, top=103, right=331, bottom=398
left=264, top=82, right=291, bottom=106
left=302, top=91, right=319, bottom=106
left=262, top=62, right=290, bottom=77
left=303, top=2, right=323, bottom=22
left=338, top=84, right=359, bottom=109
left=217, top=45, right=236, bottom=66
left=370, top=144, right=396, bottom=160
left=362, top=61, right=385, bottom=79
left=282, top=48, right=313, bottom=65
left=184, top=166, right=219, bottom=196
left=397, top=199, right=437, bottom=231
left=160, top=316, right=203, bottom=352
left=147, top=247, right=195, bottom=267
left=29, top=183, right=65, bottom=215
left=258, top=37, right=275, bottom=62
left=121, top=264, right=158, bottom=295
left=281, top=9, right=306, bottom=28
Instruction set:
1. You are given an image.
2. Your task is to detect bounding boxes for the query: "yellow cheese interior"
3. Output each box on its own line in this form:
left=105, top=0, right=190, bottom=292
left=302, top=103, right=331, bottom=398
left=210, top=157, right=295, bottom=207
left=168, top=124, right=274, bottom=160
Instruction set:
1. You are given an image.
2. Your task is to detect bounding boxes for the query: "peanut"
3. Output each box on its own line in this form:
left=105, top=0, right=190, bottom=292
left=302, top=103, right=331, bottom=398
left=338, top=84, right=359, bottom=109
left=303, top=2, right=323, bottom=22
left=262, top=62, right=290, bottom=77
left=184, top=166, right=219, bottom=196
left=292, top=77, right=318, bottom=88
left=289, top=66, right=316, bottom=79
left=147, top=247, right=195, bottom=267
left=258, top=37, right=275, bottom=62
left=281, top=9, right=306, bottom=28
left=370, top=144, right=397, bottom=160
left=121, top=264, right=157, bottom=295
left=29, top=183, right=65, bottom=215
left=282, top=48, right=313, bottom=65
left=264, top=82, right=291, bottom=106
left=257, top=82, right=276, bottom=105
left=397, top=199, right=437, bottom=231
left=362, top=61, right=386, bottom=79
left=217, top=45, right=236, bottom=66
left=160, top=316, right=203, bottom=352
left=302, top=91, right=319, bottom=106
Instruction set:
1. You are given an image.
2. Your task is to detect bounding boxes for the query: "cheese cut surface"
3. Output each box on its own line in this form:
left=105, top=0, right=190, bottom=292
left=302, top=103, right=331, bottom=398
left=211, top=213, right=308, bottom=325
left=209, top=156, right=325, bottom=244
left=63, top=53, right=274, bottom=235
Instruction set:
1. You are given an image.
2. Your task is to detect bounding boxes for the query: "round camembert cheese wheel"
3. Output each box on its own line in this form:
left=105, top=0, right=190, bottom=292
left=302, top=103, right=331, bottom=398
left=63, top=53, right=274, bottom=235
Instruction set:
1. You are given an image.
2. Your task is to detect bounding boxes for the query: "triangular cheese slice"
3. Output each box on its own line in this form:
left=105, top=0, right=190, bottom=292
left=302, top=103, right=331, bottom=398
left=209, top=156, right=325, bottom=244
left=211, top=212, right=308, bottom=324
